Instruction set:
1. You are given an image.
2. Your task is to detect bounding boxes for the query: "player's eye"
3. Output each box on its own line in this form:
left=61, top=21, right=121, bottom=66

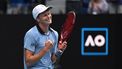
left=47, top=12, right=51, bottom=16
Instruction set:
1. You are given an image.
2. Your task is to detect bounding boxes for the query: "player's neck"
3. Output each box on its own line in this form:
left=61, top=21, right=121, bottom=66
left=38, top=23, right=49, bottom=33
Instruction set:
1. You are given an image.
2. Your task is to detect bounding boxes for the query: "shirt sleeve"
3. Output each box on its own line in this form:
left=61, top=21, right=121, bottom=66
left=24, top=32, right=36, bottom=52
left=52, top=31, right=59, bottom=54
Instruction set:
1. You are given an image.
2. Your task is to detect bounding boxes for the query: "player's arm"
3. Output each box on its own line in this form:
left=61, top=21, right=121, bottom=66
left=25, top=40, right=53, bottom=66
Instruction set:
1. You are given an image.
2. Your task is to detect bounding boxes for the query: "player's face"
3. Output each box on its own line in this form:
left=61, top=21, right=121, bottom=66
left=37, top=10, right=52, bottom=25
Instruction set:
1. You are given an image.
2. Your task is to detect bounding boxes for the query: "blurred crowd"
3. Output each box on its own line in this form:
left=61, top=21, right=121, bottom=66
left=0, top=0, right=122, bottom=15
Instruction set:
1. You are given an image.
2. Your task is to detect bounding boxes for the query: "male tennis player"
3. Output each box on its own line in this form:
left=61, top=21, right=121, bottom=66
left=24, top=4, right=67, bottom=69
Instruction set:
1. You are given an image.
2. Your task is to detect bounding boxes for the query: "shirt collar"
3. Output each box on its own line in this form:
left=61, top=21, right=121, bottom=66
left=36, top=24, right=52, bottom=35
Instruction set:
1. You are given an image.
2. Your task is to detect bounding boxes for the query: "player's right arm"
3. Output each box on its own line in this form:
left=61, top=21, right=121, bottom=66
left=25, top=40, right=53, bottom=66
left=24, top=32, right=53, bottom=66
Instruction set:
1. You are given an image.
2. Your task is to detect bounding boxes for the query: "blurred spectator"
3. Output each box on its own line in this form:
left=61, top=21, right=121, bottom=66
left=7, top=0, right=28, bottom=14
left=107, top=0, right=118, bottom=14
left=0, top=0, right=8, bottom=14
left=7, top=0, right=46, bottom=14
left=81, top=0, right=90, bottom=14
left=118, top=0, right=122, bottom=13
left=88, top=0, right=109, bottom=15
left=46, top=0, right=66, bottom=14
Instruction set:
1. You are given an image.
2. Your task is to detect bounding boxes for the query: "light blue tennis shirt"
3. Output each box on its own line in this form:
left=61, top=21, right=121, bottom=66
left=24, top=25, right=58, bottom=69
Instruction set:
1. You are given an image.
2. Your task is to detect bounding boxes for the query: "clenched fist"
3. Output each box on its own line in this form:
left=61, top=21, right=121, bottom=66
left=44, top=40, right=53, bottom=51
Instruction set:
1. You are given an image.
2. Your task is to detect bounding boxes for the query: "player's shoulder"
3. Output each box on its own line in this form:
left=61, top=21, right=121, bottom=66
left=25, top=26, right=37, bottom=36
left=50, top=27, right=58, bottom=35
left=50, top=27, right=59, bottom=41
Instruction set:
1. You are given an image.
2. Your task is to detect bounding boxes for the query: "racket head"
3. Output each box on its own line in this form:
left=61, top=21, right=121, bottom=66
left=60, top=11, right=76, bottom=42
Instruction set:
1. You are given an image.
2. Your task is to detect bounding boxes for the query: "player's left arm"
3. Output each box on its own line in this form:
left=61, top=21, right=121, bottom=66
left=51, top=41, right=67, bottom=63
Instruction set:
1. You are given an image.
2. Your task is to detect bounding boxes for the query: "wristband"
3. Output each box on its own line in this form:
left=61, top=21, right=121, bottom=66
left=55, top=50, right=63, bottom=58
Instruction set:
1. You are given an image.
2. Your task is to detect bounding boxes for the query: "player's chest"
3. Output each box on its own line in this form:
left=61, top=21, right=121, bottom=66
left=36, top=33, right=56, bottom=47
